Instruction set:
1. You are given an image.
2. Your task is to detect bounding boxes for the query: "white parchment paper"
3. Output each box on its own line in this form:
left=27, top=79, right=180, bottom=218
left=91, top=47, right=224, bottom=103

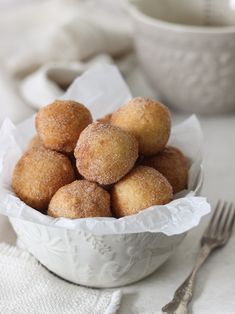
left=0, top=64, right=210, bottom=235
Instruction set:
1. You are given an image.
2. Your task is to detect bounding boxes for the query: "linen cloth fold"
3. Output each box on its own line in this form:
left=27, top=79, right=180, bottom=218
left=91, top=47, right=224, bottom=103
left=5, top=0, right=132, bottom=78
left=1, top=0, right=142, bottom=111
left=0, top=243, right=122, bottom=314
left=19, top=53, right=141, bottom=110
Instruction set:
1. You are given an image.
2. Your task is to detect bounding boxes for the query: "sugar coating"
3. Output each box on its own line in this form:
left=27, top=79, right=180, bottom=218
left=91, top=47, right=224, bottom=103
left=48, top=180, right=111, bottom=219
left=36, top=100, right=92, bottom=153
left=142, top=146, right=189, bottom=193
left=96, top=113, right=112, bottom=124
left=27, top=135, right=45, bottom=150
left=75, top=122, right=139, bottom=185
left=111, top=97, right=171, bottom=156
left=111, top=165, right=173, bottom=217
left=12, top=148, right=76, bottom=212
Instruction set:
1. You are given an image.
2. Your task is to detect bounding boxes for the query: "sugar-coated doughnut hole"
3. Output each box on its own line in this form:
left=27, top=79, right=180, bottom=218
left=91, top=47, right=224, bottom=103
left=48, top=180, right=111, bottom=219
left=111, top=97, right=171, bottom=156
left=142, top=146, right=188, bottom=193
left=36, top=100, right=92, bottom=153
left=12, top=148, right=76, bottom=212
left=111, top=165, right=173, bottom=217
left=75, top=122, right=139, bottom=185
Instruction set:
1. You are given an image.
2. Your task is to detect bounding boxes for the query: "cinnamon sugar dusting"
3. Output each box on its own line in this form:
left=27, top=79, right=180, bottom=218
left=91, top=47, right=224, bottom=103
left=75, top=122, right=139, bottom=185
left=111, top=165, right=173, bottom=217
left=36, top=100, right=92, bottom=153
left=111, top=97, right=171, bottom=156
left=48, top=180, right=111, bottom=218
left=142, top=146, right=188, bottom=193
left=12, top=96, right=176, bottom=218
left=12, top=147, right=75, bottom=212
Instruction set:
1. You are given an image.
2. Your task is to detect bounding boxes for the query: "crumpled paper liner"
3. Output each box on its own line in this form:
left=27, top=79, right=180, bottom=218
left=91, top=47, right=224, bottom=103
left=0, top=64, right=210, bottom=235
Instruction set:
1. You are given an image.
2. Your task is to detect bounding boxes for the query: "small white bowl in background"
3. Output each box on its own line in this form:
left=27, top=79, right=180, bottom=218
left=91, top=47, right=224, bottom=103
left=129, top=0, right=235, bottom=114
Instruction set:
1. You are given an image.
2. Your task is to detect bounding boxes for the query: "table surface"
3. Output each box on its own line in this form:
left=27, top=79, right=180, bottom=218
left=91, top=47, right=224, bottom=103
left=1, top=111, right=235, bottom=314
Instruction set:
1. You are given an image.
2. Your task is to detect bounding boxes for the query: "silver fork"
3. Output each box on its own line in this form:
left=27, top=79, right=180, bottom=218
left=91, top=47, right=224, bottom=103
left=162, top=200, right=235, bottom=314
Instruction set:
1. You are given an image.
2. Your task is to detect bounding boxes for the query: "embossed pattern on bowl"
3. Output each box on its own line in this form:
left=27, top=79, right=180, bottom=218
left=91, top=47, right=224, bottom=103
left=10, top=217, right=185, bottom=288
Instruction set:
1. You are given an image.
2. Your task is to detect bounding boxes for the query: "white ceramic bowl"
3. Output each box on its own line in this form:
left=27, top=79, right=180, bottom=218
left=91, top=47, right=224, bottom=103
left=9, top=168, right=203, bottom=288
left=129, top=0, right=235, bottom=114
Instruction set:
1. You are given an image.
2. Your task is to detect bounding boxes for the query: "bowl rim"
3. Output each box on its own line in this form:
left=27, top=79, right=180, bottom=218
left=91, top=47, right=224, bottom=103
left=128, top=0, right=235, bottom=34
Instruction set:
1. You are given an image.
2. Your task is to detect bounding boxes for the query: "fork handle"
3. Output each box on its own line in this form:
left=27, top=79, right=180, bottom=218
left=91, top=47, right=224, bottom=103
left=162, top=244, right=212, bottom=314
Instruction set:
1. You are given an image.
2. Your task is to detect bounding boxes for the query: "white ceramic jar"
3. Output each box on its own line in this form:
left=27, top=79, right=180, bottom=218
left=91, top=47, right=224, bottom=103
left=129, top=0, right=235, bottom=114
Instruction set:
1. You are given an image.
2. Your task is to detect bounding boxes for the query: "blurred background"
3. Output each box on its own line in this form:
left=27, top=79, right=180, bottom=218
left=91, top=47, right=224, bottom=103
left=2, top=0, right=235, bottom=124
left=0, top=0, right=157, bottom=125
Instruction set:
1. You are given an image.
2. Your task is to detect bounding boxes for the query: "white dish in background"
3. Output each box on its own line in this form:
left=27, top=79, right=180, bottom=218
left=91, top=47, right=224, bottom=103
left=129, top=0, right=235, bottom=114
left=0, top=64, right=210, bottom=288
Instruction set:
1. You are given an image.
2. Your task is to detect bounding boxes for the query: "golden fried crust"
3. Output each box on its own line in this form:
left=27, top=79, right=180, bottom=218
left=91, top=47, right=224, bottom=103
left=27, top=135, right=45, bottom=150
left=142, top=146, right=188, bottom=194
left=36, top=100, right=92, bottom=153
left=111, top=97, right=171, bottom=156
left=96, top=113, right=112, bottom=124
left=111, top=165, right=173, bottom=217
left=48, top=180, right=111, bottom=219
left=28, top=136, right=81, bottom=178
left=75, top=122, right=139, bottom=185
left=12, top=148, right=76, bottom=212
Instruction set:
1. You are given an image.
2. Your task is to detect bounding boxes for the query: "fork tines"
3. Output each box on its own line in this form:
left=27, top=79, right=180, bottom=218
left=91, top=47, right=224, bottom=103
left=203, top=200, right=235, bottom=240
